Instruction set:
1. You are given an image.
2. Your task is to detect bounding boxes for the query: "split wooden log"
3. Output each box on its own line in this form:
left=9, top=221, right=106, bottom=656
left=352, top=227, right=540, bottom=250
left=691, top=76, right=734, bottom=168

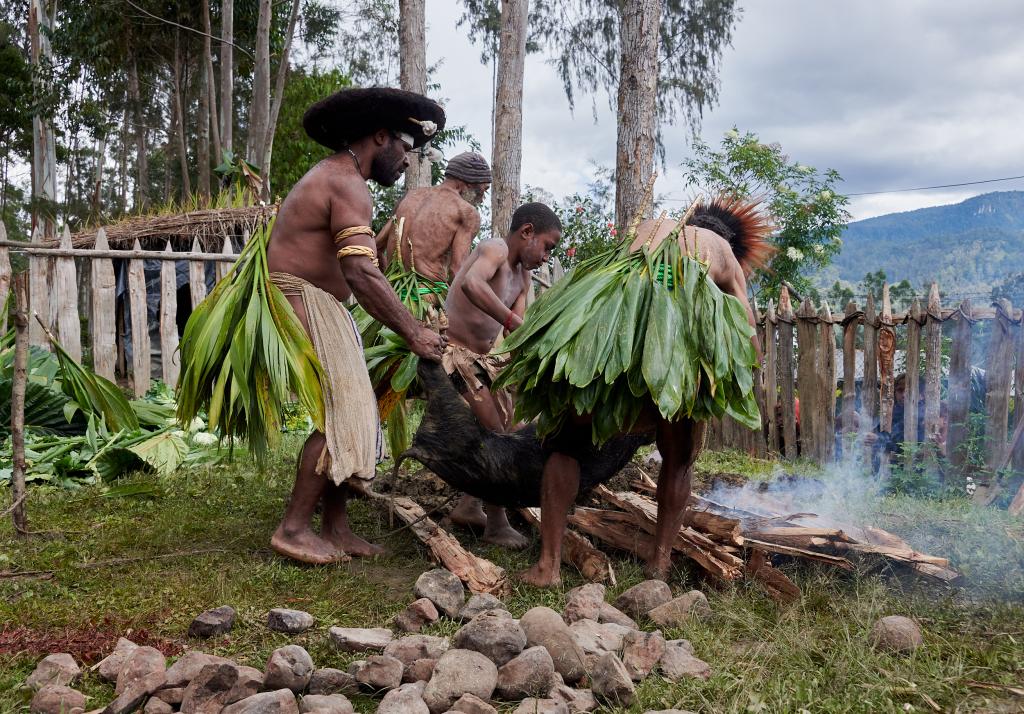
left=569, top=507, right=655, bottom=560
left=519, top=507, right=613, bottom=584
left=384, top=494, right=507, bottom=596
left=745, top=549, right=801, bottom=604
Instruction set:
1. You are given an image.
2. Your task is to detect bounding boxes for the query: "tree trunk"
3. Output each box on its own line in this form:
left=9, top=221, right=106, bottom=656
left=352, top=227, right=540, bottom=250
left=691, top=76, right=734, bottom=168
left=202, top=0, right=221, bottom=166
left=262, top=0, right=301, bottom=200
left=220, top=0, right=234, bottom=155
left=172, top=31, right=192, bottom=200
left=197, top=10, right=212, bottom=203
left=490, top=0, right=529, bottom=238
left=10, top=273, right=30, bottom=534
left=614, top=0, right=661, bottom=229
left=246, top=0, right=271, bottom=175
left=91, top=134, right=106, bottom=216
left=29, top=0, right=57, bottom=238
left=399, top=0, right=429, bottom=192
left=128, top=52, right=148, bottom=211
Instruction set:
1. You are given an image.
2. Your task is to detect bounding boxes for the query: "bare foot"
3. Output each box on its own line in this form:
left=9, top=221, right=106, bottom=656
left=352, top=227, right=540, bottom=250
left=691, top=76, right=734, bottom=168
left=644, top=556, right=672, bottom=582
left=482, top=505, right=529, bottom=550
left=519, top=562, right=561, bottom=588
left=271, top=526, right=349, bottom=564
left=322, top=525, right=385, bottom=558
left=450, top=495, right=488, bottom=530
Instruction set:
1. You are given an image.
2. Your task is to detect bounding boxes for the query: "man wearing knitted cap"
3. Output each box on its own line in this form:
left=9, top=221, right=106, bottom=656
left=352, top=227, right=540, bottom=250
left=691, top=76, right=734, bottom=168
left=377, top=151, right=492, bottom=290
left=264, top=87, right=448, bottom=564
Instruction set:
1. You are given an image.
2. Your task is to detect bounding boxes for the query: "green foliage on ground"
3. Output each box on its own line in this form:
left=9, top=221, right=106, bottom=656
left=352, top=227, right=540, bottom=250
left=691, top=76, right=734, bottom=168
left=1, top=443, right=1021, bottom=712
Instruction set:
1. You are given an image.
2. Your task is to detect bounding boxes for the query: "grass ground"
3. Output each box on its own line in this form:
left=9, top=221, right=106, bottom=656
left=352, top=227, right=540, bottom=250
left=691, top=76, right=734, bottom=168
left=1, top=440, right=1022, bottom=713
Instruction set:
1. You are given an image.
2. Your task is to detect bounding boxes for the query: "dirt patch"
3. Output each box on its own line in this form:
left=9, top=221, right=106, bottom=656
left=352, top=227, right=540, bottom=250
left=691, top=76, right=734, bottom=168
left=0, top=619, right=183, bottom=663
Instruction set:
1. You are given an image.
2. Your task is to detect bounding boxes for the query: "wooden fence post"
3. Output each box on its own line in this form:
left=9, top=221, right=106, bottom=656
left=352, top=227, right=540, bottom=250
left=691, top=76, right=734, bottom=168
left=977, top=298, right=1015, bottom=505
left=189, top=237, right=208, bottom=309
left=1012, top=312, right=1024, bottom=472
left=128, top=239, right=150, bottom=396
left=0, top=224, right=11, bottom=333
left=796, top=297, right=818, bottom=460
left=54, top=226, right=82, bottom=361
left=28, top=226, right=49, bottom=347
left=9, top=272, right=30, bottom=534
left=160, top=241, right=180, bottom=387
left=764, top=299, right=779, bottom=455
left=862, top=293, right=878, bottom=429
left=946, top=299, right=973, bottom=478
left=90, top=228, right=117, bottom=380
left=841, top=301, right=858, bottom=444
left=818, top=302, right=836, bottom=463
left=753, top=300, right=768, bottom=458
left=904, top=298, right=923, bottom=444
left=923, top=283, right=943, bottom=456
left=215, top=236, right=234, bottom=283
left=877, top=285, right=896, bottom=474
left=778, top=287, right=797, bottom=460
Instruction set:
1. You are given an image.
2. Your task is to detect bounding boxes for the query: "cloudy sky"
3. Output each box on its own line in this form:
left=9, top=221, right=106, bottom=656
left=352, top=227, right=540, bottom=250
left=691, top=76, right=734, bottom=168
left=423, top=0, right=1024, bottom=221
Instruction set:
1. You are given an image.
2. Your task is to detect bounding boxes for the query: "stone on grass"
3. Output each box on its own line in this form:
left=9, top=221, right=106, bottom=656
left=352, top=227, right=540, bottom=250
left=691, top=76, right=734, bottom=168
left=448, top=692, right=498, bottom=714
left=453, top=612, right=527, bottom=667
left=328, top=627, right=393, bottom=653
left=26, top=654, right=81, bottom=691
left=457, top=594, right=506, bottom=622
left=264, top=645, right=314, bottom=693
left=384, top=635, right=450, bottom=668
left=308, top=669, right=357, bottom=696
left=180, top=663, right=239, bottom=714
left=549, top=685, right=598, bottom=713
left=298, top=694, right=354, bottom=714
left=665, top=639, right=694, bottom=654
left=221, top=689, right=298, bottom=714
left=658, top=646, right=710, bottom=681
left=597, top=603, right=637, bottom=629
left=116, top=647, right=166, bottom=696
left=414, top=569, right=466, bottom=618
left=395, top=599, right=441, bottom=633
left=869, top=616, right=923, bottom=653
left=96, top=639, right=139, bottom=683
left=30, top=685, right=86, bottom=714
left=188, top=606, right=237, bottom=639
left=496, top=646, right=555, bottom=700
left=647, top=591, right=711, bottom=628
left=103, top=672, right=166, bottom=714
left=404, top=659, right=437, bottom=683
left=512, top=699, right=568, bottom=714
left=352, top=655, right=404, bottom=692
left=612, top=580, right=671, bottom=620
left=376, top=682, right=428, bottom=714
left=642, top=710, right=697, bottom=714
left=267, top=609, right=315, bottom=635
left=621, top=630, right=666, bottom=681
left=589, top=652, right=634, bottom=707
left=563, top=584, right=605, bottom=625
left=143, top=697, right=173, bottom=714
left=164, top=651, right=228, bottom=689
left=519, top=607, right=586, bottom=685
left=226, top=667, right=265, bottom=704
left=568, top=620, right=630, bottom=660
left=422, top=649, right=498, bottom=714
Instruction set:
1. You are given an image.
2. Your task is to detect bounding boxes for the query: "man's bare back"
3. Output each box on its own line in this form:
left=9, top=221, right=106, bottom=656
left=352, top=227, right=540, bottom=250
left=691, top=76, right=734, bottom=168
left=266, top=153, right=368, bottom=302
left=380, top=183, right=481, bottom=282
left=445, top=239, right=528, bottom=354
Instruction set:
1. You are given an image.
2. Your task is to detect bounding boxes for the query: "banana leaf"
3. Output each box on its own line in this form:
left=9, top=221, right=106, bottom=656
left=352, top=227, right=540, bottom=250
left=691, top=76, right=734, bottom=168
left=496, top=228, right=760, bottom=445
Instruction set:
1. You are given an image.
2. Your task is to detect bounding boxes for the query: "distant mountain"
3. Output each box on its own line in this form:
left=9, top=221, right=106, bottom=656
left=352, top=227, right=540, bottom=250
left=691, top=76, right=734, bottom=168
left=831, top=191, right=1024, bottom=291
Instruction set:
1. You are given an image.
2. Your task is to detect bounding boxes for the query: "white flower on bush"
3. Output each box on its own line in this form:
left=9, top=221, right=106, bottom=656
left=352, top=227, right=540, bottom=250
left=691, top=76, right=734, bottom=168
left=813, top=244, right=825, bottom=255
left=798, top=164, right=814, bottom=174
left=724, top=128, right=740, bottom=140
left=192, top=432, right=219, bottom=446
left=786, top=246, right=804, bottom=261
left=819, top=189, right=833, bottom=200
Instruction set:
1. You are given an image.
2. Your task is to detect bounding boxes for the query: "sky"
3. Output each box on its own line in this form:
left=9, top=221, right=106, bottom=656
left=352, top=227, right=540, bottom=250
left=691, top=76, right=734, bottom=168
left=422, top=0, right=1024, bottom=222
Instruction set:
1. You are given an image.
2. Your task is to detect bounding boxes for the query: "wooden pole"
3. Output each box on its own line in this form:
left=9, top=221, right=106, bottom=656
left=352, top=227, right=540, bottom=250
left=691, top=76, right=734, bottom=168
left=160, top=242, right=180, bottom=387
left=904, top=298, right=923, bottom=444
left=947, top=299, right=973, bottom=478
left=91, top=228, right=117, bottom=381
left=128, top=239, right=150, bottom=396
left=54, top=226, right=81, bottom=362
left=796, top=297, right=818, bottom=460
left=877, top=285, right=896, bottom=475
left=9, top=272, right=30, bottom=534
left=0, top=226, right=10, bottom=334
left=976, top=299, right=1015, bottom=505
left=778, top=287, right=797, bottom=459
left=923, top=283, right=943, bottom=469
left=841, top=301, right=858, bottom=445
left=188, top=238, right=208, bottom=309
left=0, top=241, right=236, bottom=262
left=1013, top=316, right=1024, bottom=473
left=818, top=302, right=836, bottom=463
left=764, top=299, right=779, bottom=455
left=862, top=293, right=878, bottom=429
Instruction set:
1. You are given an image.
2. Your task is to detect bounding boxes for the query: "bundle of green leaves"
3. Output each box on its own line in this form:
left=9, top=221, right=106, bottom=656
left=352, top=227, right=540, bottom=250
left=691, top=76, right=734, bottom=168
left=496, top=229, right=761, bottom=445
left=176, top=219, right=325, bottom=463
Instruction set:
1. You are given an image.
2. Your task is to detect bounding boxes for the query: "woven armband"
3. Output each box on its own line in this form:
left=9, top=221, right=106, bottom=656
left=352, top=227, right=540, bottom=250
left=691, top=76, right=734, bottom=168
left=333, top=225, right=375, bottom=245
left=336, top=245, right=380, bottom=268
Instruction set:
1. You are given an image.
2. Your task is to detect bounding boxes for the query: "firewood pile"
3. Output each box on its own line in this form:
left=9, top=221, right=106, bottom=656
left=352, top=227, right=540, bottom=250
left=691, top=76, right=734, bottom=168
left=564, top=473, right=959, bottom=602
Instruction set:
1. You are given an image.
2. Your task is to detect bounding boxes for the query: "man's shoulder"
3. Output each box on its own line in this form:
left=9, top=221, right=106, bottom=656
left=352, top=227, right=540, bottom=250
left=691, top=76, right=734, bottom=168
left=475, top=237, right=508, bottom=256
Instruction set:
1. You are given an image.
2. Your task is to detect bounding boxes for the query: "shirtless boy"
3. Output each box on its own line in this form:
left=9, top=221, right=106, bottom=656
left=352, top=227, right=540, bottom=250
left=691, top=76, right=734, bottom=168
left=443, top=202, right=563, bottom=548
left=265, top=87, right=447, bottom=564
